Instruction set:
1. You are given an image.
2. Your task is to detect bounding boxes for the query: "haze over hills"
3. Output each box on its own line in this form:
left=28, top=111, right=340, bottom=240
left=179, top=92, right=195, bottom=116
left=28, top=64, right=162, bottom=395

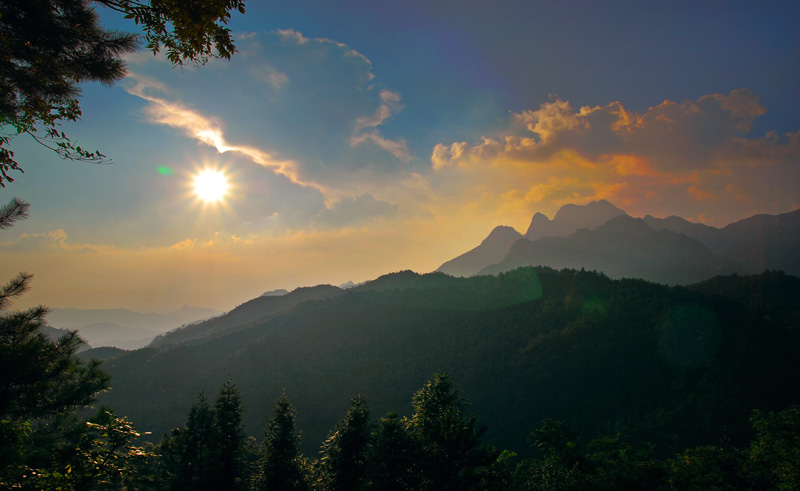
left=438, top=201, right=800, bottom=282
left=45, top=305, right=220, bottom=349
left=39, top=325, right=91, bottom=353
left=437, top=226, right=523, bottom=278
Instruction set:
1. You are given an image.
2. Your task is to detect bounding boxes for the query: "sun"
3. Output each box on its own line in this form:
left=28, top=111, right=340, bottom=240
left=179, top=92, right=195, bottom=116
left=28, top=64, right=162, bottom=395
left=192, top=168, right=230, bottom=203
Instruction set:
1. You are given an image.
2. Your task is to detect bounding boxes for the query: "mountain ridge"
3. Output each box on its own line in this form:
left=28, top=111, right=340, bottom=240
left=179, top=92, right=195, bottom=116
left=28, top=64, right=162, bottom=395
left=439, top=202, right=800, bottom=283
left=526, top=199, right=627, bottom=240
left=149, top=284, right=344, bottom=348
left=433, top=225, right=524, bottom=277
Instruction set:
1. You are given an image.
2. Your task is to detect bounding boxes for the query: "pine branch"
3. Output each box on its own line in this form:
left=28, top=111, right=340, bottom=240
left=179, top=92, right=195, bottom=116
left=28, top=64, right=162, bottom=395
left=0, top=197, right=29, bottom=230
left=0, top=273, right=33, bottom=310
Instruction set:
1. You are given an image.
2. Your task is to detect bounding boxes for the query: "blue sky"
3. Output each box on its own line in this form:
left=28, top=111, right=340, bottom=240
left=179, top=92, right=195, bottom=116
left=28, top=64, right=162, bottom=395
left=2, top=1, right=799, bottom=311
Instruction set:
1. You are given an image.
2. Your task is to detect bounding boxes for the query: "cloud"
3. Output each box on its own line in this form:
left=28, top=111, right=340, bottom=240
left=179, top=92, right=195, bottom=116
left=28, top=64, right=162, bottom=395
left=124, top=76, right=324, bottom=195
left=501, top=89, right=772, bottom=171
left=430, top=90, right=800, bottom=226
left=247, top=63, right=289, bottom=91
left=312, top=194, right=399, bottom=229
left=355, top=90, right=404, bottom=131
left=0, top=229, right=114, bottom=253
left=0, top=219, right=457, bottom=313
left=350, top=131, right=411, bottom=162
left=123, top=30, right=413, bottom=201
left=349, top=89, right=411, bottom=161
left=275, top=28, right=375, bottom=79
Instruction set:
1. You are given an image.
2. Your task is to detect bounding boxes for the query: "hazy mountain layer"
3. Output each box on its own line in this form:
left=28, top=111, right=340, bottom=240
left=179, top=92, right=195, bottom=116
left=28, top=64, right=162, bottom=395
left=480, top=215, right=742, bottom=283
left=437, top=226, right=523, bottom=277
left=46, top=306, right=220, bottom=349
left=442, top=202, right=800, bottom=283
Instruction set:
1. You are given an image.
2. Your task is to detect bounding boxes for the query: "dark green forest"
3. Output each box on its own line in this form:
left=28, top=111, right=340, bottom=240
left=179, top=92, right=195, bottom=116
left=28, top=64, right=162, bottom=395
left=2, top=267, right=800, bottom=489
left=99, top=268, right=800, bottom=456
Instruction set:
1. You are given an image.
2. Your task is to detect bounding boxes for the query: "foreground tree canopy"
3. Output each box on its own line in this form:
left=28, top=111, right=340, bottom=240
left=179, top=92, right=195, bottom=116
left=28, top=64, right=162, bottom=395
left=0, top=0, right=246, bottom=186
left=0, top=274, right=147, bottom=490
left=140, top=376, right=800, bottom=491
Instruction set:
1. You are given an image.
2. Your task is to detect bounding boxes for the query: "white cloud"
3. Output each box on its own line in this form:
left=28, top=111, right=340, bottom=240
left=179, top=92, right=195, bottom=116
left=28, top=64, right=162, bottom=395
left=124, top=72, right=328, bottom=197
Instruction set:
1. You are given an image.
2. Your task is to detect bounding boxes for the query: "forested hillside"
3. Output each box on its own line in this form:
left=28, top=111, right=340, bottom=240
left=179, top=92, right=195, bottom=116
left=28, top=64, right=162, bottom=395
left=98, top=268, right=800, bottom=460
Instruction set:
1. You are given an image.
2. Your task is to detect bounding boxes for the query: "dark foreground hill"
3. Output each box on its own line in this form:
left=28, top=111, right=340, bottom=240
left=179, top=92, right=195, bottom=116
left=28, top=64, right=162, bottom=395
left=98, top=268, right=800, bottom=457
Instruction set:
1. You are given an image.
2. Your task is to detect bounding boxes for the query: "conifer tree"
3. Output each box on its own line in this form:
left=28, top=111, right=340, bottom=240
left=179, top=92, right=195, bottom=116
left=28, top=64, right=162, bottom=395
left=213, top=377, right=246, bottom=491
left=368, top=412, right=420, bottom=491
left=179, top=393, right=218, bottom=491
left=405, top=372, right=502, bottom=491
left=315, top=395, right=371, bottom=491
left=254, top=392, right=309, bottom=491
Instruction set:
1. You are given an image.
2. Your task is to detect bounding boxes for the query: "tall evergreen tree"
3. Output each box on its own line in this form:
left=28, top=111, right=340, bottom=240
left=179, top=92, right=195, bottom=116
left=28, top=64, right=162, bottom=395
left=368, top=412, right=420, bottom=491
left=254, top=392, right=310, bottom=491
left=213, top=377, right=246, bottom=491
left=179, top=393, right=218, bottom=491
left=315, top=395, right=371, bottom=491
left=405, top=372, right=502, bottom=491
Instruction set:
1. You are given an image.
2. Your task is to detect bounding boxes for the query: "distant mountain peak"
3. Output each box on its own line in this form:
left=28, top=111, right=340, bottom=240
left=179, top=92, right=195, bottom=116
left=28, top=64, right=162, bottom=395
left=437, top=226, right=523, bottom=277
left=526, top=200, right=628, bottom=240
left=595, top=214, right=652, bottom=234
left=261, top=289, right=290, bottom=297
left=552, top=199, right=623, bottom=222
left=482, top=225, right=522, bottom=243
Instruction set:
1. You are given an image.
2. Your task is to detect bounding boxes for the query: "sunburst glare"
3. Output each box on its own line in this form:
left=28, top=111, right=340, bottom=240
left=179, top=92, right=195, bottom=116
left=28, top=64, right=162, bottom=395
left=192, top=168, right=230, bottom=204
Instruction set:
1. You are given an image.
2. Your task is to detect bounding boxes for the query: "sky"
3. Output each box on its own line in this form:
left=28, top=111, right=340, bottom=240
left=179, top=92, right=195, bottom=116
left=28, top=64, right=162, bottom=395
left=2, top=0, right=799, bottom=312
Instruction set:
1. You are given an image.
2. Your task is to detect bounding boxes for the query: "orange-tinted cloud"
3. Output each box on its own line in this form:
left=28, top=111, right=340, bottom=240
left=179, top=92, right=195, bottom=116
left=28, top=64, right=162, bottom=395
left=430, top=90, right=800, bottom=226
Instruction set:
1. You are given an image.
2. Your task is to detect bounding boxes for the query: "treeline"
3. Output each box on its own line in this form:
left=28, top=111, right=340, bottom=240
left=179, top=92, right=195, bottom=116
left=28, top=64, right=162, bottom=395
left=112, top=377, right=800, bottom=490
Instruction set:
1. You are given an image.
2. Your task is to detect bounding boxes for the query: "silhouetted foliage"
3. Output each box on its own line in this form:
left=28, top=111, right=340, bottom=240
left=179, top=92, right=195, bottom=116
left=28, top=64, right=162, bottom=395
left=748, top=406, right=800, bottom=490
left=513, top=407, right=800, bottom=490
left=56, top=366, right=800, bottom=490
left=0, top=197, right=29, bottom=229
